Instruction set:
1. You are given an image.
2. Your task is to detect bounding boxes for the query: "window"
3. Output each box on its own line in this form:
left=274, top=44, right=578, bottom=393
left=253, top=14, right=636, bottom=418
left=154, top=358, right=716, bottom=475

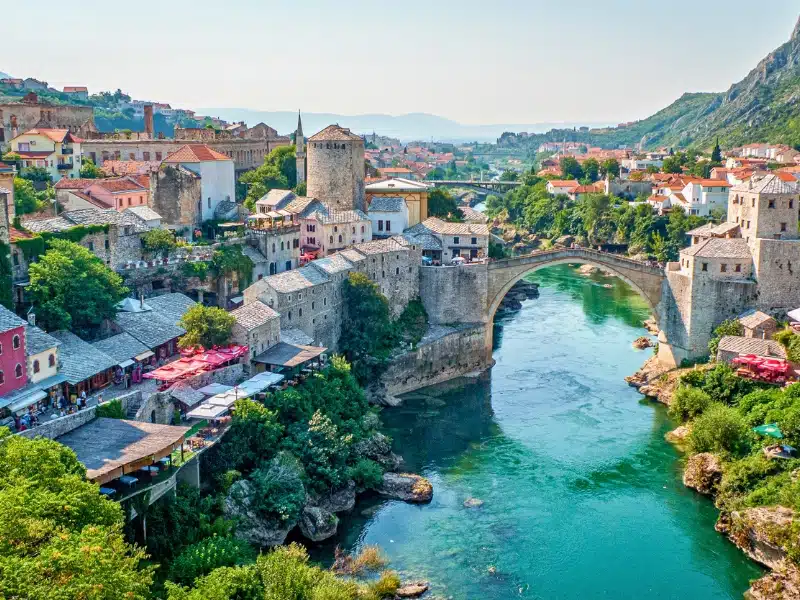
left=471, top=237, right=477, bottom=245
left=0, top=342, right=3, bottom=354
left=361, top=225, right=365, bottom=233
left=454, top=236, right=460, bottom=245
left=312, top=301, right=315, bottom=310
left=15, top=364, right=22, bottom=378
left=272, top=243, right=276, bottom=253
left=33, top=359, right=39, bottom=374
left=288, top=311, right=292, bottom=321
left=281, top=241, right=284, bottom=251
left=338, top=235, right=342, bottom=243
left=285, top=260, right=292, bottom=271
left=88, top=241, right=94, bottom=251
left=386, top=221, right=391, bottom=232
left=702, top=262, right=708, bottom=272
left=378, top=220, right=383, bottom=231
left=12, top=335, right=20, bottom=349
left=735, top=264, right=742, bottom=273
left=104, top=239, right=110, bottom=250
left=396, top=267, right=400, bottom=275
left=752, top=198, right=756, bottom=207
left=155, top=152, right=162, bottom=160
left=790, top=200, right=795, bottom=209
left=782, top=223, right=788, bottom=232
left=382, top=270, right=385, bottom=278
left=208, top=197, right=211, bottom=209
left=352, top=227, right=355, bottom=234
left=0, top=371, right=3, bottom=385
left=329, top=236, right=334, bottom=244
left=143, top=151, right=150, bottom=160
left=720, top=264, right=728, bottom=273
left=299, top=308, right=303, bottom=317
left=769, top=200, right=776, bottom=209
left=324, top=297, right=327, bottom=306
left=334, top=226, right=338, bottom=233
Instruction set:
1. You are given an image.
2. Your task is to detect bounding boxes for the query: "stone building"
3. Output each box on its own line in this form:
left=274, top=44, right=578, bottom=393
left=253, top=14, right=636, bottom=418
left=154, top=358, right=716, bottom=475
left=403, top=217, right=489, bottom=265
left=306, top=125, right=365, bottom=211
left=660, top=173, right=800, bottom=365
left=365, top=178, right=429, bottom=228
left=230, top=300, right=281, bottom=371
left=243, top=236, right=421, bottom=349
left=0, top=93, right=94, bottom=150
left=302, top=206, right=371, bottom=256
left=367, top=197, right=408, bottom=238
left=162, top=144, right=235, bottom=223
left=738, top=310, right=778, bottom=340
left=152, top=165, right=203, bottom=232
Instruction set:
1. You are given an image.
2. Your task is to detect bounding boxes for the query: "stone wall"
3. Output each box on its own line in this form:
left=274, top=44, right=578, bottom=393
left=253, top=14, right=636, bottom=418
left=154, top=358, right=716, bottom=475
left=1, top=102, right=93, bottom=149
left=419, top=264, right=488, bottom=325
left=368, top=324, right=492, bottom=404
left=752, top=239, right=800, bottom=313
left=307, top=139, right=365, bottom=211
left=134, top=392, right=176, bottom=425
left=152, top=166, right=202, bottom=230
left=18, top=391, right=138, bottom=440
left=248, top=228, right=300, bottom=274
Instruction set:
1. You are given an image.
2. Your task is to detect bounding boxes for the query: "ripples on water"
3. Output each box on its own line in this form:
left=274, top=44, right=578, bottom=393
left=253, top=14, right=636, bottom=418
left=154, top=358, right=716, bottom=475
left=314, top=265, right=762, bottom=600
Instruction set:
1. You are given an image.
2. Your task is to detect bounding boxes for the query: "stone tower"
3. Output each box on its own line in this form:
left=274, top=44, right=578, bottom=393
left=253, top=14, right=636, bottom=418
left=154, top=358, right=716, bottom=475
left=295, top=111, right=306, bottom=185
left=306, top=124, right=365, bottom=211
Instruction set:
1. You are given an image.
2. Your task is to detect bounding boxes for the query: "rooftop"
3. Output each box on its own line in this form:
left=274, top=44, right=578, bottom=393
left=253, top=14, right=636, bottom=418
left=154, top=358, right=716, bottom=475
left=164, top=144, right=232, bottom=163
left=311, top=254, right=354, bottom=275
left=307, top=206, right=369, bottom=225
left=88, top=176, right=147, bottom=194
left=49, top=330, right=117, bottom=385
left=731, top=173, right=797, bottom=195
left=681, top=237, right=753, bottom=259
left=308, top=124, right=363, bottom=142
left=24, top=325, right=60, bottom=355
left=125, top=205, right=162, bottom=222
left=738, top=310, right=777, bottom=330
left=253, top=342, right=327, bottom=368
left=0, top=305, right=26, bottom=333
left=115, top=293, right=195, bottom=348
left=718, top=336, right=787, bottom=359
left=21, top=208, right=149, bottom=234
left=57, top=418, right=189, bottom=484
left=91, top=332, right=151, bottom=365
left=262, top=266, right=330, bottom=294
left=406, top=217, right=490, bottom=237
left=231, top=300, right=279, bottom=331
left=368, top=197, right=406, bottom=212
left=256, top=189, right=295, bottom=209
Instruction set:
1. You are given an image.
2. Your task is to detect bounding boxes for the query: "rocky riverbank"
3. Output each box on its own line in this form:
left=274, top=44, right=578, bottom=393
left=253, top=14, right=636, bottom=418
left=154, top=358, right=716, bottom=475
left=223, top=431, right=433, bottom=547
left=496, top=280, right=540, bottom=314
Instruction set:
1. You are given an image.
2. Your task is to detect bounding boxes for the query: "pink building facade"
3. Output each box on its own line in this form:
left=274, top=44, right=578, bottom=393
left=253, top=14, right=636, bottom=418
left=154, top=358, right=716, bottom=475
left=0, top=307, right=28, bottom=396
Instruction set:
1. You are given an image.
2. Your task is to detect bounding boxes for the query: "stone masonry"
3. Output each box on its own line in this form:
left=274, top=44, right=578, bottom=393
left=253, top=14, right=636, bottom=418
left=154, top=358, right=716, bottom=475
left=306, top=125, right=366, bottom=212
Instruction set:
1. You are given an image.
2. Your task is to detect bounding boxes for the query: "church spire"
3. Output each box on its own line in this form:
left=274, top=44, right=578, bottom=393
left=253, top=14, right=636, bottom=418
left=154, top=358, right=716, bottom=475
left=295, top=110, right=306, bottom=185
left=295, top=110, right=304, bottom=149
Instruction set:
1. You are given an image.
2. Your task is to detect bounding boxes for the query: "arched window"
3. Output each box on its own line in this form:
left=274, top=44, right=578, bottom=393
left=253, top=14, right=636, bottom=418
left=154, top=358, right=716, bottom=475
left=12, top=335, right=20, bottom=349
left=334, top=226, right=338, bottom=232
left=272, top=243, right=276, bottom=253
left=288, top=311, right=292, bottom=321
left=48, top=354, right=55, bottom=367
left=15, top=364, right=23, bottom=378
left=329, top=236, right=333, bottom=244
left=361, top=225, right=365, bottom=233
left=151, top=410, right=157, bottom=423
left=338, top=235, right=342, bottom=243
left=281, top=241, right=285, bottom=251
left=0, top=371, right=3, bottom=384
left=352, top=227, right=355, bottom=234
left=33, top=360, right=40, bottom=374
left=299, top=308, right=303, bottom=317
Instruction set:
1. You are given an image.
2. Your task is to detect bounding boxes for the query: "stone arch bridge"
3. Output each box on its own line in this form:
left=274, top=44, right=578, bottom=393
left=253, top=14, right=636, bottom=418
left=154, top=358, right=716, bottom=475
left=484, top=248, right=666, bottom=353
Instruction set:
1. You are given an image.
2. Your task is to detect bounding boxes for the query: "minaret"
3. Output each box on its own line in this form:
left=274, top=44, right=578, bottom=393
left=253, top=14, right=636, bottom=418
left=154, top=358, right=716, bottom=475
left=295, top=111, right=306, bottom=185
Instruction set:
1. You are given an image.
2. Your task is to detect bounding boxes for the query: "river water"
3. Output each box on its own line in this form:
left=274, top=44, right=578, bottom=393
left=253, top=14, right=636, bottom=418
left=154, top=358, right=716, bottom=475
left=320, top=265, right=762, bottom=599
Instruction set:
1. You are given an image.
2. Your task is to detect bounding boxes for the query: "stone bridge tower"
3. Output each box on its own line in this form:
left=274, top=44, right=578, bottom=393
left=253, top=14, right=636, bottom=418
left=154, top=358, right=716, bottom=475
left=306, top=124, right=365, bottom=211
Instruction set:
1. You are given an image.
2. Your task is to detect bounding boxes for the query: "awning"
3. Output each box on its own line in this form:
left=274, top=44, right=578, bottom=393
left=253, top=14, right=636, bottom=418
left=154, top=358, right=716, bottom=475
left=9, top=389, right=47, bottom=412
left=789, top=308, right=800, bottom=322
left=119, top=359, right=135, bottom=369
left=186, top=403, right=229, bottom=420
left=197, top=383, right=233, bottom=396
left=135, top=351, right=155, bottom=361
left=253, top=342, right=327, bottom=368
left=229, top=295, right=243, bottom=304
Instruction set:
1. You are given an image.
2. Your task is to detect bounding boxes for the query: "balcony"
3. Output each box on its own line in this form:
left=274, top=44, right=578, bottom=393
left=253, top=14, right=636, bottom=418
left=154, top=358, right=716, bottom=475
left=57, top=162, right=74, bottom=170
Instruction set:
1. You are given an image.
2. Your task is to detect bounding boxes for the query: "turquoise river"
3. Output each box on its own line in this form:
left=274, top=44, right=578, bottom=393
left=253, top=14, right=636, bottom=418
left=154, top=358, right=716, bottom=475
left=317, top=265, right=763, bottom=599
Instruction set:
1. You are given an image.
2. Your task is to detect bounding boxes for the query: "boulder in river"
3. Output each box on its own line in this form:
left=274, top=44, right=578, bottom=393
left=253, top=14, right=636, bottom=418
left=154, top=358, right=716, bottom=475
left=314, top=480, right=356, bottom=514
left=353, top=432, right=403, bottom=471
left=378, top=473, right=433, bottom=503
left=683, top=453, right=722, bottom=496
left=299, top=505, right=339, bottom=542
left=665, top=425, right=691, bottom=444
left=224, top=479, right=294, bottom=547
left=463, top=497, right=484, bottom=508
left=632, top=336, right=654, bottom=350
left=396, top=581, right=430, bottom=598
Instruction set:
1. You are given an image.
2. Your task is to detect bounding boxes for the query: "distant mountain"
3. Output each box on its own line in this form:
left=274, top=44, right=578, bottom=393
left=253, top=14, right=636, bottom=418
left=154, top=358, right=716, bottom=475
left=0, top=72, right=11, bottom=80
left=197, top=108, right=608, bottom=143
left=593, top=15, right=800, bottom=150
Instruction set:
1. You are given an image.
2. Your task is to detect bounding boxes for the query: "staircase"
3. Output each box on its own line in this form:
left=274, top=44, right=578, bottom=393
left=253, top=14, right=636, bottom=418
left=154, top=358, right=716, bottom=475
left=125, top=392, right=145, bottom=419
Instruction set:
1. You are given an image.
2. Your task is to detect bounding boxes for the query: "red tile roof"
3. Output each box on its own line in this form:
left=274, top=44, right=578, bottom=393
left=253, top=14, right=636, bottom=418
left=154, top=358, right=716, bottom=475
left=21, top=128, right=82, bottom=144
left=69, top=191, right=113, bottom=209
left=89, top=176, right=147, bottom=193
left=164, top=144, right=232, bottom=163
left=14, top=151, right=52, bottom=159
left=54, top=178, right=97, bottom=190
left=63, top=86, right=88, bottom=93
left=9, top=227, right=33, bottom=242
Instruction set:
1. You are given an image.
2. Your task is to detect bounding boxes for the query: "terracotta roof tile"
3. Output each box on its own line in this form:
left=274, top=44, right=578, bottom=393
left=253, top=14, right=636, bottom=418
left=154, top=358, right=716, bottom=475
left=308, top=125, right=363, bottom=142
left=164, top=144, right=232, bottom=163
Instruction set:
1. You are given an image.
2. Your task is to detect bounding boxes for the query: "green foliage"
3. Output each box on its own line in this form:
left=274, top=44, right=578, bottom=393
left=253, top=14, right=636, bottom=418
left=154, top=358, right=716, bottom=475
left=19, top=166, right=53, bottom=183
left=14, top=223, right=111, bottom=262
left=13, top=177, right=47, bottom=215
left=582, top=158, right=600, bottom=182
left=708, top=319, right=745, bottom=357
left=600, top=159, right=620, bottom=179
left=488, top=239, right=508, bottom=259
left=369, top=571, right=401, bottom=599
left=181, top=260, right=210, bottom=282
left=499, top=170, right=518, bottom=181
left=28, top=239, right=128, bottom=337
left=178, top=304, right=236, bottom=349
left=240, top=145, right=297, bottom=211
left=688, top=403, right=752, bottom=457
left=393, top=299, right=428, bottom=346
left=428, top=188, right=460, bottom=219
left=142, top=228, right=177, bottom=255
left=0, top=428, right=153, bottom=598
left=347, top=458, right=384, bottom=489
left=79, top=157, right=104, bottom=178
left=669, top=385, right=712, bottom=422
left=775, top=328, right=800, bottom=363
left=95, top=399, right=125, bottom=419
left=560, top=156, right=583, bottom=180
left=662, top=155, right=683, bottom=174
left=168, top=535, right=256, bottom=586
left=0, top=241, right=12, bottom=310
left=211, top=245, right=254, bottom=288
left=284, top=410, right=353, bottom=494
left=246, top=454, right=306, bottom=523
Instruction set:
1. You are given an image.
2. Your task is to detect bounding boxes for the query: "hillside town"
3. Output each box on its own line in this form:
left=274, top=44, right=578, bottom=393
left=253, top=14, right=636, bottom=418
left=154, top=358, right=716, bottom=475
left=7, top=10, right=800, bottom=599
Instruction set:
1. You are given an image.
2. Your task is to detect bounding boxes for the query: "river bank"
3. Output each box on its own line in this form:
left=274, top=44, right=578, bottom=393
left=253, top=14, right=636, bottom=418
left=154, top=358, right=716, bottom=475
left=320, top=265, right=759, bottom=599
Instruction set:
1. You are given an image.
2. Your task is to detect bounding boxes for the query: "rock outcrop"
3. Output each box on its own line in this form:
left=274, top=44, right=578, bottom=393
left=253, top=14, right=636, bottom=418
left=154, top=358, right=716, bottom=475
left=314, top=480, right=357, bottom=514
left=353, top=432, right=403, bottom=472
left=665, top=424, right=691, bottom=444
left=633, top=336, right=654, bottom=350
left=299, top=505, right=339, bottom=542
left=683, top=453, right=722, bottom=496
left=747, top=564, right=800, bottom=600
left=224, top=480, right=294, bottom=547
left=716, top=506, right=795, bottom=570
left=396, top=582, right=430, bottom=598
left=378, top=473, right=433, bottom=503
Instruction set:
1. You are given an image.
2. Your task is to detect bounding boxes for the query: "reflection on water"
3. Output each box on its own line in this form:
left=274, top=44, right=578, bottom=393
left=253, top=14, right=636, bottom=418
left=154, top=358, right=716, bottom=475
left=315, top=265, right=761, bottom=599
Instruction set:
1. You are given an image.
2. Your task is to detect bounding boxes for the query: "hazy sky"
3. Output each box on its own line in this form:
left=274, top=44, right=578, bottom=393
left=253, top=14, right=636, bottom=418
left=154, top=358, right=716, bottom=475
left=5, top=1, right=798, bottom=125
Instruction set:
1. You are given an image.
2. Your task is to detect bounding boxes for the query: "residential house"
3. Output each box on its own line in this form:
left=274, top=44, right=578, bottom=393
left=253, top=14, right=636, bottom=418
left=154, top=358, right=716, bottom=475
left=368, top=197, right=408, bottom=238
left=302, top=206, right=371, bottom=255
left=738, top=310, right=778, bottom=340
left=56, top=176, right=150, bottom=211
left=403, top=217, right=489, bottom=264
left=230, top=300, right=281, bottom=371
left=10, top=128, right=82, bottom=180
left=716, top=336, right=786, bottom=365
left=49, top=331, right=117, bottom=396
left=113, top=293, right=196, bottom=361
left=23, top=78, right=49, bottom=91
left=25, top=325, right=60, bottom=385
left=0, top=78, right=23, bottom=89
left=0, top=305, right=28, bottom=397
left=364, top=178, right=429, bottom=227
left=378, top=167, right=417, bottom=180
left=546, top=180, right=580, bottom=196
left=62, top=86, right=89, bottom=101
left=161, top=144, right=235, bottom=223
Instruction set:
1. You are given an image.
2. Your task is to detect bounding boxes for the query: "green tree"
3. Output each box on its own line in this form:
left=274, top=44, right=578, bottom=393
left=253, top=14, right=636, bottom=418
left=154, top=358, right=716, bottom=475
left=669, top=385, right=713, bottom=422
left=582, top=158, right=600, bottom=182
left=559, top=156, right=583, bottom=180
left=708, top=319, right=744, bottom=357
left=500, top=170, right=518, bottom=182
left=19, top=166, right=53, bottom=184
left=178, top=304, right=235, bottom=349
left=599, top=158, right=620, bottom=179
left=240, top=145, right=297, bottom=211
left=13, top=177, right=47, bottom=215
left=79, top=157, right=105, bottom=179
left=168, top=536, right=256, bottom=586
left=0, top=428, right=153, bottom=599
left=28, top=239, right=128, bottom=336
left=142, top=228, right=176, bottom=256
left=662, top=155, right=683, bottom=174
left=711, top=139, right=722, bottom=163
left=688, top=404, right=751, bottom=457
left=427, top=188, right=460, bottom=219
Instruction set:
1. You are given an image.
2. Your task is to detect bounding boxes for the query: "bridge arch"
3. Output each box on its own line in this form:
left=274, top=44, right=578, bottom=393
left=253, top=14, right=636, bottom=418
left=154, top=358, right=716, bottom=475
left=484, top=248, right=666, bottom=356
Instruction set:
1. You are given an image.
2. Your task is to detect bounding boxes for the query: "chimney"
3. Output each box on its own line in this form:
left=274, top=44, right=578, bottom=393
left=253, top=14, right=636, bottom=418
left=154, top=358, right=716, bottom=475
left=140, top=293, right=145, bottom=310
left=144, top=105, right=154, bottom=138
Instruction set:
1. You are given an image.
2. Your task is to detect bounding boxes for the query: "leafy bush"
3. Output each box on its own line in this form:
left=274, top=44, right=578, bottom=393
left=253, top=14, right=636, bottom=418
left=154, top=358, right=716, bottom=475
left=669, top=385, right=712, bottom=422
left=347, top=458, right=384, bottom=490
left=369, top=571, right=401, bottom=598
left=142, top=228, right=177, bottom=255
left=688, top=404, right=752, bottom=457
left=283, top=411, right=352, bottom=494
left=96, top=398, right=125, bottom=419
left=775, top=328, right=800, bottom=363
left=708, top=319, right=744, bottom=357
left=248, top=454, right=306, bottom=524
left=168, top=535, right=256, bottom=586
left=716, top=453, right=787, bottom=508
